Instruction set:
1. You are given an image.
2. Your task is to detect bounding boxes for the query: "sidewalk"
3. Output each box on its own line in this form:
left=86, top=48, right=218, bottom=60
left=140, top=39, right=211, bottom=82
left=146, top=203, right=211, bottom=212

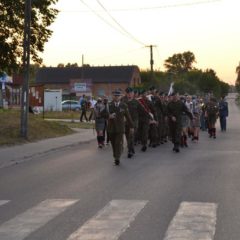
left=0, top=128, right=96, bottom=169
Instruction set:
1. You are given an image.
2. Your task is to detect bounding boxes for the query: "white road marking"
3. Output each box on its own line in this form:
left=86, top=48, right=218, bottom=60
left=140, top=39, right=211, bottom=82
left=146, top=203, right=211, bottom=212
left=0, top=201, right=9, bottom=207
left=0, top=199, right=78, bottom=240
left=67, top=199, right=148, bottom=240
left=164, top=201, right=218, bottom=240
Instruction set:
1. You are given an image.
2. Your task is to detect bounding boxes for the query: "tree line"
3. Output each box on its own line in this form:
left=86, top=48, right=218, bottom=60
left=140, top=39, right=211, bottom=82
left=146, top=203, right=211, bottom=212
left=140, top=51, right=230, bottom=98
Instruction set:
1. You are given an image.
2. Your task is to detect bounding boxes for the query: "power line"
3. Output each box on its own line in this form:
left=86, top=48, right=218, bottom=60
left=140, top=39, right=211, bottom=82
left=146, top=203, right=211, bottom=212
left=79, top=0, right=147, bottom=46
left=95, top=0, right=146, bottom=46
left=107, top=0, right=222, bottom=12
left=79, top=0, right=132, bottom=43
left=61, top=0, right=221, bottom=13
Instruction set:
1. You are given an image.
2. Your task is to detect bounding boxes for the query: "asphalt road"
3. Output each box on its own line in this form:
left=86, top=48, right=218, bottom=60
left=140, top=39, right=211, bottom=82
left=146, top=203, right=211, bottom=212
left=0, top=93, right=240, bottom=240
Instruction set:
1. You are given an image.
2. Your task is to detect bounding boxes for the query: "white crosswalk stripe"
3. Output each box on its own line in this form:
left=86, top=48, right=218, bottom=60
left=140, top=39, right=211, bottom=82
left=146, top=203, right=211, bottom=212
left=0, top=199, right=78, bottom=240
left=67, top=199, right=148, bottom=240
left=0, top=199, right=219, bottom=240
left=0, top=201, right=10, bottom=207
left=163, top=201, right=218, bottom=240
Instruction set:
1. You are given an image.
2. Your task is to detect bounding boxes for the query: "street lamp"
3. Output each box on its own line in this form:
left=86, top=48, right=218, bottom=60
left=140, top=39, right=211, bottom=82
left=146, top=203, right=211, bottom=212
left=20, top=0, right=31, bottom=138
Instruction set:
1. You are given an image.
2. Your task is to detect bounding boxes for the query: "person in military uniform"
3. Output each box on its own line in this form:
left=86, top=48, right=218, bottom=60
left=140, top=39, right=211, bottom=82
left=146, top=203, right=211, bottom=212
left=121, top=87, right=141, bottom=158
left=148, top=86, right=159, bottom=148
left=137, top=89, right=155, bottom=152
left=107, top=90, right=134, bottom=165
left=167, top=92, right=193, bottom=152
left=160, top=93, right=169, bottom=143
left=205, top=97, right=219, bottom=138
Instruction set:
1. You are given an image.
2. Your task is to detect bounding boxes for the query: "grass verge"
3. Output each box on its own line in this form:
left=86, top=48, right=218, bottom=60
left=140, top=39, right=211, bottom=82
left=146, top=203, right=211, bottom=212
left=0, top=109, right=75, bottom=146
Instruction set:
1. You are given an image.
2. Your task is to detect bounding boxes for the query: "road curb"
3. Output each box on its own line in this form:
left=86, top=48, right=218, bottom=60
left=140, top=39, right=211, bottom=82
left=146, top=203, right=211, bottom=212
left=0, top=138, right=95, bottom=169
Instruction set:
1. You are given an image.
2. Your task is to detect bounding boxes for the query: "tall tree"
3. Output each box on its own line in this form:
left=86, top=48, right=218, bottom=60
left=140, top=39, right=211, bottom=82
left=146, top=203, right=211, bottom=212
left=164, top=51, right=196, bottom=75
left=235, top=62, right=240, bottom=92
left=0, top=0, right=59, bottom=74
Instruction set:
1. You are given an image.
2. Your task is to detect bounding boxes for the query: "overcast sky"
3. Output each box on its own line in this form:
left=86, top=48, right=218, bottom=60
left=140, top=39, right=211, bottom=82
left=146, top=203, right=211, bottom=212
left=40, top=0, right=240, bottom=85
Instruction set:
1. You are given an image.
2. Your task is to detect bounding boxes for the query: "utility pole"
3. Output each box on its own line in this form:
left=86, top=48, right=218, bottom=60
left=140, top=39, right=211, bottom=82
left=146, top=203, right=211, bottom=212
left=146, top=45, right=156, bottom=82
left=20, top=0, right=31, bottom=138
left=81, top=54, right=84, bottom=80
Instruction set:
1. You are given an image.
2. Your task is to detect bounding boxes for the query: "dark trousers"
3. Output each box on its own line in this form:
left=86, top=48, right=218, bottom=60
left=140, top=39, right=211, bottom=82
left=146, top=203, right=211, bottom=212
left=80, top=109, right=88, bottom=122
left=109, top=132, right=123, bottom=160
left=149, top=123, right=158, bottom=146
left=169, top=121, right=181, bottom=147
left=220, top=116, right=227, bottom=131
left=139, top=121, right=150, bottom=147
left=103, top=120, right=109, bottom=143
left=125, top=125, right=136, bottom=153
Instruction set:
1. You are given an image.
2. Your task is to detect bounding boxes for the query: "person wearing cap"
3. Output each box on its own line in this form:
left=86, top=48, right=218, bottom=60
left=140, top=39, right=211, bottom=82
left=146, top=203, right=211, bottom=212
left=107, top=89, right=134, bottom=165
left=121, top=87, right=141, bottom=158
left=167, top=92, right=193, bottom=152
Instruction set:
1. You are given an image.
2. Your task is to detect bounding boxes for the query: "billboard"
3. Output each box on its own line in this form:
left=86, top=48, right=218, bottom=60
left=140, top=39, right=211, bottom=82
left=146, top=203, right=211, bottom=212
left=70, top=79, right=92, bottom=94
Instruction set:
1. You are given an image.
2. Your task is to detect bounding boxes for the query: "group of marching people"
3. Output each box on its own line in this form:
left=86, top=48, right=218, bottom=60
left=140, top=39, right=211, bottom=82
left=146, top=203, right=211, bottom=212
left=91, top=86, right=228, bottom=165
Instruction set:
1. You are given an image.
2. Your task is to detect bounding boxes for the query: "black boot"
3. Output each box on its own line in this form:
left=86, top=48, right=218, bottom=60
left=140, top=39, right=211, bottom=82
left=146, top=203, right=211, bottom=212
left=141, top=145, right=147, bottom=152
left=184, top=135, right=188, bottom=147
left=114, top=159, right=120, bottom=165
left=213, top=128, right=216, bottom=139
left=209, top=128, right=213, bottom=138
left=175, top=144, right=180, bottom=152
left=173, top=144, right=180, bottom=152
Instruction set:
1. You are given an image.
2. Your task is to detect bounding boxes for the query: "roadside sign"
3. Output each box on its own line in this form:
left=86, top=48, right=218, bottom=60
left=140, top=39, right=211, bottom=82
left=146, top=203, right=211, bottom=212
left=70, top=79, right=92, bottom=93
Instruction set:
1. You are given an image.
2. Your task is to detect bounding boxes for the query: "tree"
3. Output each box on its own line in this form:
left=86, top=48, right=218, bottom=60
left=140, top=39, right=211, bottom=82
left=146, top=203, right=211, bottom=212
left=235, top=62, right=240, bottom=92
left=164, top=51, right=196, bottom=75
left=65, top=63, right=79, bottom=68
left=0, top=0, right=59, bottom=74
left=57, top=63, right=65, bottom=68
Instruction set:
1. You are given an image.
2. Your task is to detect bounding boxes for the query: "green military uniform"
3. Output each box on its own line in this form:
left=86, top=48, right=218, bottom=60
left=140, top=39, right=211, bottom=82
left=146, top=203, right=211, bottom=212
left=107, top=91, right=133, bottom=165
left=148, top=95, right=159, bottom=147
left=161, top=96, right=169, bottom=142
left=121, top=91, right=140, bottom=158
left=167, top=96, right=193, bottom=152
left=137, top=91, right=155, bottom=152
left=151, top=92, right=166, bottom=145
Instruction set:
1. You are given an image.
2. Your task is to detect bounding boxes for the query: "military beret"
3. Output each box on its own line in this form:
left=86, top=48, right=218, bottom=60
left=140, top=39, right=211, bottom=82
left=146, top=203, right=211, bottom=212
left=125, top=87, right=133, bottom=93
left=149, top=86, right=156, bottom=91
left=139, top=89, right=146, bottom=95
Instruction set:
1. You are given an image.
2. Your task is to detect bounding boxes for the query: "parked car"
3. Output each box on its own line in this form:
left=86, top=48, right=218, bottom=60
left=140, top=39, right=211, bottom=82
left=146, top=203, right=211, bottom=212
left=61, top=100, right=81, bottom=111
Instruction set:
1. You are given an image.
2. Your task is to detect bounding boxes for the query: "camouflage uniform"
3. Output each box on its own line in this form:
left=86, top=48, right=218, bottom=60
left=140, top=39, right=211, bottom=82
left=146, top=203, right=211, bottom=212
left=205, top=98, right=219, bottom=138
left=167, top=98, right=193, bottom=152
